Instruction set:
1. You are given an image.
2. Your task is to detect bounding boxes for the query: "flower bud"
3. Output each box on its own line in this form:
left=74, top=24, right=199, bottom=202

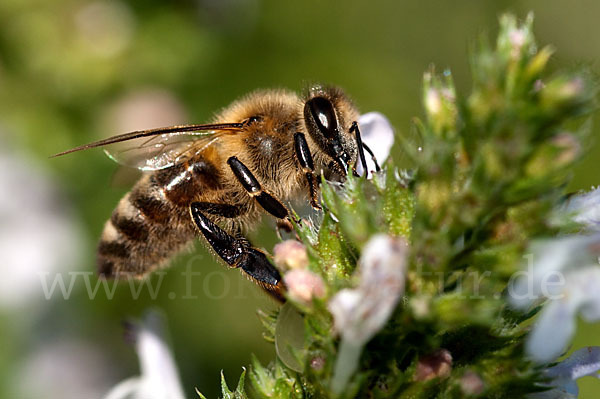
left=310, top=356, right=325, bottom=371
left=283, top=269, right=325, bottom=305
left=423, top=70, right=458, bottom=137
left=274, top=240, right=309, bottom=271
left=460, top=371, right=485, bottom=395
left=414, top=349, right=453, bottom=382
left=540, top=77, right=585, bottom=112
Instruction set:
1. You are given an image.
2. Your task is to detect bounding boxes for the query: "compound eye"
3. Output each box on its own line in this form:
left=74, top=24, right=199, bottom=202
left=307, top=97, right=338, bottom=139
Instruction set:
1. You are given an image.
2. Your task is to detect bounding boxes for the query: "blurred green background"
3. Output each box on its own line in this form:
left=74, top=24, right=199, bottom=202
left=0, top=0, right=598, bottom=398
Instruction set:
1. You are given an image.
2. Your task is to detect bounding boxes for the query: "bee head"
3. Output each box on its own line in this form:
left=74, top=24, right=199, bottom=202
left=303, top=86, right=360, bottom=176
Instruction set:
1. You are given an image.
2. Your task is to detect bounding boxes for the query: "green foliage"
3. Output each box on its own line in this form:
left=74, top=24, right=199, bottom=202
left=213, top=13, right=599, bottom=399
left=198, top=369, right=248, bottom=399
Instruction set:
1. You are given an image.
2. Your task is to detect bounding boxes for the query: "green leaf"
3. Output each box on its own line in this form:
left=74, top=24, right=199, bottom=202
left=220, top=369, right=248, bottom=399
left=248, top=354, right=275, bottom=397
left=316, top=211, right=356, bottom=281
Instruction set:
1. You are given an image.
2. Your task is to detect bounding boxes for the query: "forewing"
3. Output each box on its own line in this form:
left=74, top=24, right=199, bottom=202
left=103, top=132, right=218, bottom=171
left=52, top=123, right=244, bottom=171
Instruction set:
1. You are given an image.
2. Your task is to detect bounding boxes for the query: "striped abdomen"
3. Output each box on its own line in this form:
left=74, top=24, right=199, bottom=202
left=97, top=158, right=223, bottom=278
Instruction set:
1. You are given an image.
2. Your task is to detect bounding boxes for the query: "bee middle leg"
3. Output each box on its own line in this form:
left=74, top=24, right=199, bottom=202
left=190, top=202, right=285, bottom=301
left=227, top=156, right=297, bottom=221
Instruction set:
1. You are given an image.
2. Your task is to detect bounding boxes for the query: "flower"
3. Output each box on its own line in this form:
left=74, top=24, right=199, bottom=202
left=283, top=269, right=326, bottom=305
left=508, top=187, right=600, bottom=363
left=529, top=346, right=600, bottom=398
left=328, top=234, right=408, bottom=345
left=356, top=112, right=394, bottom=176
left=508, top=188, right=600, bottom=364
left=329, top=235, right=408, bottom=393
left=565, top=187, right=600, bottom=232
left=104, top=311, right=185, bottom=399
left=509, top=234, right=600, bottom=363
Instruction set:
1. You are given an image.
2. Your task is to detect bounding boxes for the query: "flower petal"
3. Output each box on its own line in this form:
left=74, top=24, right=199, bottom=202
left=135, top=312, right=185, bottom=399
left=546, top=346, right=600, bottom=381
left=328, top=235, right=407, bottom=345
left=509, top=234, right=600, bottom=310
left=104, top=311, right=185, bottom=399
left=566, top=267, right=600, bottom=322
left=531, top=347, right=600, bottom=398
left=565, top=187, right=600, bottom=232
left=526, top=300, right=576, bottom=363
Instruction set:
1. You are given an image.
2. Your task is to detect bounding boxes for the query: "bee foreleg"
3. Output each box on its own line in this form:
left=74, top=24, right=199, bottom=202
left=362, top=142, right=381, bottom=172
left=190, top=203, right=285, bottom=301
left=227, top=156, right=293, bottom=221
left=350, top=121, right=378, bottom=176
left=293, top=132, right=321, bottom=210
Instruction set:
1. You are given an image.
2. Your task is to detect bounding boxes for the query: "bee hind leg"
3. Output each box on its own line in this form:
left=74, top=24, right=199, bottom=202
left=190, top=202, right=285, bottom=301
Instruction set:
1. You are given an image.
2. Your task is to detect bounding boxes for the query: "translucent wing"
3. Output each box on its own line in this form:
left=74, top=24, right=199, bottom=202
left=103, top=131, right=219, bottom=171
left=52, top=123, right=244, bottom=171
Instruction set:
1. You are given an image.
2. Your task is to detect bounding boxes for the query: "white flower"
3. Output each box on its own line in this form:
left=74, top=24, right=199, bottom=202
left=529, top=346, right=600, bottom=398
left=104, top=311, right=185, bottom=399
left=565, top=187, right=600, bottom=232
left=356, top=112, right=394, bottom=176
left=329, top=234, right=408, bottom=393
left=509, top=187, right=600, bottom=364
left=509, top=234, right=600, bottom=363
left=328, top=234, right=408, bottom=345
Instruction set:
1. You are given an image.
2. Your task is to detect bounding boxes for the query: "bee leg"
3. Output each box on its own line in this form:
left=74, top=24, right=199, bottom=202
left=349, top=121, right=369, bottom=177
left=276, top=219, right=293, bottom=232
left=227, top=156, right=297, bottom=222
left=190, top=203, right=285, bottom=301
left=293, top=132, right=322, bottom=210
left=275, top=219, right=294, bottom=241
left=362, top=142, right=381, bottom=172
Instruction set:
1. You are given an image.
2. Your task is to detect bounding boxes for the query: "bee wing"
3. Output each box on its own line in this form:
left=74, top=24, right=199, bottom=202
left=103, top=131, right=221, bottom=171
left=52, top=123, right=244, bottom=171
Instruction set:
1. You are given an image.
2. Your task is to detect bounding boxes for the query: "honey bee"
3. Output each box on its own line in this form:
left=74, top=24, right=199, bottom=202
left=54, top=85, right=380, bottom=300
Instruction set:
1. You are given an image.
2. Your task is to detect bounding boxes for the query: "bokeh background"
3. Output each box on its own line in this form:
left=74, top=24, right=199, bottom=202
left=0, top=1, right=599, bottom=398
